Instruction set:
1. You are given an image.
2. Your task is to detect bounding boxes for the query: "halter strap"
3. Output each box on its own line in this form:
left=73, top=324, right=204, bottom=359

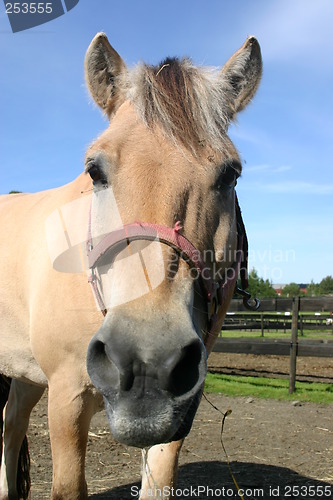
left=86, top=195, right=259, bottom=330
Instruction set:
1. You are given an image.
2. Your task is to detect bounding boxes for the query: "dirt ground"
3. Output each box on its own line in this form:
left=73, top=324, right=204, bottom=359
left=208, top=353, right=333, bottom=383
left=28, top=354, right=333, bottom=499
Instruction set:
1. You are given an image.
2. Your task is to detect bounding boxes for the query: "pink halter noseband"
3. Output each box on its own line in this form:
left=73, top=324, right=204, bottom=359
left=86, top=194, right=259, bottom=347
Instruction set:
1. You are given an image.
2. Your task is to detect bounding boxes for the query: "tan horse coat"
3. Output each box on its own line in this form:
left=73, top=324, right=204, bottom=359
left=0, top=33, right=262, bottom=499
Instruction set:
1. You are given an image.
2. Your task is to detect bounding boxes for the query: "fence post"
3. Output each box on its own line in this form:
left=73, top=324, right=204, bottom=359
left=261, top=313, right=264, bottom=337
left=289, top=297, right=300, bottom=394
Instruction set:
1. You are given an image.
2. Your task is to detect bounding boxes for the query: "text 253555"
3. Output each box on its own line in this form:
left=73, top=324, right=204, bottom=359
left=5, top=3, right=53, bottom=14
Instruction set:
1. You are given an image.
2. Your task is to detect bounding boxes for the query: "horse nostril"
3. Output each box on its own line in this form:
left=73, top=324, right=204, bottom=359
left=161, top=340, right=204, bottom=397
left=88, top=339, right=107, bottom=366
left=87, top=339, right=118, bottom=391
left=88, top=337, right=136, bottom=393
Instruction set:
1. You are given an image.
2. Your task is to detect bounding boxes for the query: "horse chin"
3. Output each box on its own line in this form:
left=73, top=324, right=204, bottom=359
left=103, top=387, right=203, bottom=448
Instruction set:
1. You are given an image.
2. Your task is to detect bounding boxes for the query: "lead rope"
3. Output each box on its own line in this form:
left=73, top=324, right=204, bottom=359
left=202, top=393, right=245, bottom=500
left=234, top=194, right=260, bottom=311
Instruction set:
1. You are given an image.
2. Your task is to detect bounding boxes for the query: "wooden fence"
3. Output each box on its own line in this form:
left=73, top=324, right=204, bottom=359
left=212, top=296, right=333, bottom=393
left=228, top=296, right=333, bottom=312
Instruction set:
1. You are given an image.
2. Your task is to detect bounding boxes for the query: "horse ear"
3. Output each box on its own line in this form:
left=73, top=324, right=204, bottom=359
left=85, top=33, right=127, bottom=117
left=221, top=36, right=262, bottom=117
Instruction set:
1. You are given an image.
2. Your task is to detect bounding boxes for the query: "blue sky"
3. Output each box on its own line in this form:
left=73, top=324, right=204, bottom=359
left=1, top=0, right=332, bottom=284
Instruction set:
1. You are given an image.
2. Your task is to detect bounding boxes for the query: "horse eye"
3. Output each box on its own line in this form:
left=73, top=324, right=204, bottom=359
left=88, top=165, right=101, bottom=182
left=87, top=164, right=107, bottom=186
left=215, top=165, right=239, bottom=190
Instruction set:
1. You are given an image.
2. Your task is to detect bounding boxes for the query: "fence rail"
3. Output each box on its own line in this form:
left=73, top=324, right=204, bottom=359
left=229, top=296, right=333, bottom=312
left=222, top=312, right=333, bottom=335
left=213, top=338, right=333, bottom=357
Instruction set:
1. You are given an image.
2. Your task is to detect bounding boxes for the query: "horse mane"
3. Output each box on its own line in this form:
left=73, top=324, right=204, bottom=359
left=127, top=57, right=234, bottom=154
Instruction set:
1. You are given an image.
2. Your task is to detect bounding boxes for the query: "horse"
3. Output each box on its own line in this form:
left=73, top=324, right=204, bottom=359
left=0, top=33, right=262, bottom=499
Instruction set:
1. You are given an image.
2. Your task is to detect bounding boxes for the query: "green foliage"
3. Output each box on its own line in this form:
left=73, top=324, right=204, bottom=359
left=281, top=282, right=304, bottom=297
left=9, top=190, right=22, bottom=194
left=245, top=268, right=276, bottom=299
left=307, top=280, right=321, bottom=296
left=319, top=275, right=333, bottom=295
left=307, top=276, right=333, bottom=296
left=241, top=267, right=333, bottom=299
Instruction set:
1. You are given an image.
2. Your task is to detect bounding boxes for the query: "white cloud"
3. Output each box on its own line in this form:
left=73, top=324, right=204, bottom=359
left=229, top=124, right=273, bottom=148
left=241, top=180, right=333, bottom=195
left=240, top=162, right=332, bottom=194
left=253, top=0, right=333, bottom=68
left=267, top=181, right=333, bottom=194
left=245, top=164, right=291, bottom=174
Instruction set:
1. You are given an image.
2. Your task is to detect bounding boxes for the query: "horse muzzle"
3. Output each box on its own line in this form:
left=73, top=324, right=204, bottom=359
left=86, top=312, right=207, bottom=448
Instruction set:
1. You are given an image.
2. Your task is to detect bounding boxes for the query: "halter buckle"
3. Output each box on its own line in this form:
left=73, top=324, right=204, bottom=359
left=234, top=286, right=260, bottom=311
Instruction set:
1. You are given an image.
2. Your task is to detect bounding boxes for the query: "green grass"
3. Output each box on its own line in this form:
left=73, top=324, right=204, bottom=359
left=221, top=330, right=333, bottom=340
left=205, top=372, right=333, bottom=404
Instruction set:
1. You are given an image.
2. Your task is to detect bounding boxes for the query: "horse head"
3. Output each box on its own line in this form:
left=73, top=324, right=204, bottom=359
left=85, top=33, right=262, bottom=448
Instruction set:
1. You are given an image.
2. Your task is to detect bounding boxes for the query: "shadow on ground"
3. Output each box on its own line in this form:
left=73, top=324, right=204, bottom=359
left=89, top=460, right=332, bottom=499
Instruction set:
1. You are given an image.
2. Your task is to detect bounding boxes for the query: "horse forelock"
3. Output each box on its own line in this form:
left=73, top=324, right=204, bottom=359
left=125, top=57, right=233, bottom=155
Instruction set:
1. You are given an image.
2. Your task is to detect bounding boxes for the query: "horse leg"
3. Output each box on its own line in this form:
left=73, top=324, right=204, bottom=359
left=47, top=378, right=97, bottom=500
left=140, top=439, right=184, bottom=500
left=0, top=379, right=45, bottom=500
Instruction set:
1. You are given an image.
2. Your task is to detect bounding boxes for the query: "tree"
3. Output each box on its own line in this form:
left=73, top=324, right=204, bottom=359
left=307, top=280, right=321, bottom=297
left=281, top=282, right=301, bottom=297
left=245, top=268, right=277, bottom=299
left=319, top=275, right=333, bottom=295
